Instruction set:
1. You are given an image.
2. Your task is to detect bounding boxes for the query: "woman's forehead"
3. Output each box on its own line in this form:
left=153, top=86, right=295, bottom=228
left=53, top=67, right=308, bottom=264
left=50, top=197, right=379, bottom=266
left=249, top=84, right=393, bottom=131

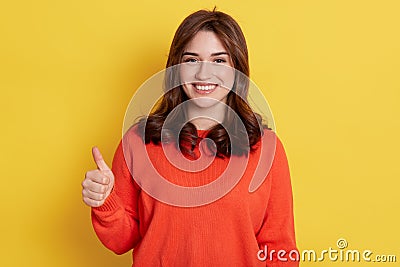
left=183, top=31, right=228, bottom=55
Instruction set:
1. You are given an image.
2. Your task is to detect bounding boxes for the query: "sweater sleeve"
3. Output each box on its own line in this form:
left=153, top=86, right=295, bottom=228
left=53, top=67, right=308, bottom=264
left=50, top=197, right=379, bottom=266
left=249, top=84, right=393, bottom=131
left=256, top=136, right=299, bottom=266
left=91, top=139, right=141, bottom=255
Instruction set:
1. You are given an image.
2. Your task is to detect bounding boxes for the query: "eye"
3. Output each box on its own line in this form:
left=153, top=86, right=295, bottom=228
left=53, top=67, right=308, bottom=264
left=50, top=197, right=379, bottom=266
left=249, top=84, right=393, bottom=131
left=184, top=58, right=198, bottom=63
left=214, top=58, right=226, bottom=63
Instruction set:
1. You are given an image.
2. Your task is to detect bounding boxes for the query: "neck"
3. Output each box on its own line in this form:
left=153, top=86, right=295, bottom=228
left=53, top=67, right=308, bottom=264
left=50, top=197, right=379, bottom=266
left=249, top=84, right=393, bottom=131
left=186, top=101, right=227, bottom=130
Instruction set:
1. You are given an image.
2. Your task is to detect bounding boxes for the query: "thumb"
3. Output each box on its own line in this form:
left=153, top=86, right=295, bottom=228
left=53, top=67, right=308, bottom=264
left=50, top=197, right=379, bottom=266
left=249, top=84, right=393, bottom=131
left=92, top=146, right=111, bottom=172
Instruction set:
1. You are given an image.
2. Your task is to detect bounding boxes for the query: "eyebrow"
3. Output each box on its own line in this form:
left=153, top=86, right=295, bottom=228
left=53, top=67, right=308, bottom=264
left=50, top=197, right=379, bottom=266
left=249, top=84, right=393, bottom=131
left=182, top=51, right=229, bottom=57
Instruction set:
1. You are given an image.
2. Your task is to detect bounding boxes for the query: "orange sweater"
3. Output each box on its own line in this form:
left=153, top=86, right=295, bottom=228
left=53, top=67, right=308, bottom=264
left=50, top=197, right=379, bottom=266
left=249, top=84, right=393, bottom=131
left=92, top=128, right=299, bottom=266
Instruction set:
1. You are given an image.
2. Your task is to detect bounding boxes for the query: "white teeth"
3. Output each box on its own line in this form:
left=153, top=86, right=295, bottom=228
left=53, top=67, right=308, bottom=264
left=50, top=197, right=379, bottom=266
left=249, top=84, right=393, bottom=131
left=194, top=84, right=216, bottom=91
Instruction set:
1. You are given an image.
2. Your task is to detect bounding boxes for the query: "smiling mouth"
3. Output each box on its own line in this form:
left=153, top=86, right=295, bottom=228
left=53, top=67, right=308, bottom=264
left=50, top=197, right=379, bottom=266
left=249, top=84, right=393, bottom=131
left=192, top=83, right=217, bottom=94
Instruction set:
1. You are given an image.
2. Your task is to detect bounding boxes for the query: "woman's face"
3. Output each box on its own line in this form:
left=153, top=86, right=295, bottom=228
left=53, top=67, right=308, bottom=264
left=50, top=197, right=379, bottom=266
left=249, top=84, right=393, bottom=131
left=180, top=30, right=235, bottom=108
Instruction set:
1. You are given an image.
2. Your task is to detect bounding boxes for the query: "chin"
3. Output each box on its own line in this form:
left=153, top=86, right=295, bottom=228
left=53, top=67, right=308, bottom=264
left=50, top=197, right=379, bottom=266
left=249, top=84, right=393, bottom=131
left=189, top=97, right=224, bottom=108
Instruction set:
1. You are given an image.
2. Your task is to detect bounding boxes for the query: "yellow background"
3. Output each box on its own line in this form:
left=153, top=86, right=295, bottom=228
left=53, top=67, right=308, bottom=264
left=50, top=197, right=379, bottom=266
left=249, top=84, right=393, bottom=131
left=1, top=0, right=399, bottom=266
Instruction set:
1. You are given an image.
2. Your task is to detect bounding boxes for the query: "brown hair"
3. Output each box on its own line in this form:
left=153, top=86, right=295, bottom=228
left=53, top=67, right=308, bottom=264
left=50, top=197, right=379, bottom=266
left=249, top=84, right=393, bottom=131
left=137, top=8, right=268, bottom=158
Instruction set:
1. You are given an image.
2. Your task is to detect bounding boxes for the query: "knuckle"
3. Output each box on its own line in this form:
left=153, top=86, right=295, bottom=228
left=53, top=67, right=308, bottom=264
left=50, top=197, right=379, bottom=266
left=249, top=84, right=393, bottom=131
left=95, top=172, right=104, bottom=183
left=94, top=193, right=102, bottom=201
left=85, top=170, right=94, bottom=178
left=83, top=197, right=90, bottom=206
left=101, top=186, right=107, bottom=193
left=86, top=170, right=100, bottom=180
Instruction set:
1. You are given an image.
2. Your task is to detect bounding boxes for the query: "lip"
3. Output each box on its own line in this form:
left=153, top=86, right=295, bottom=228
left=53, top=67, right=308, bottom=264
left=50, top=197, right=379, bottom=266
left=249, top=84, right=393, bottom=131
left=191, top=83, right=218, bottom=95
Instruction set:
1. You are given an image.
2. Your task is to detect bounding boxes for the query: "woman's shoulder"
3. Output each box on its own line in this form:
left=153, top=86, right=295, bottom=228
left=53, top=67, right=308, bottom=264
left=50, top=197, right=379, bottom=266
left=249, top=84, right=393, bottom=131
left=250, top=128, right=289, bottom=170
left=251, top=128, right=277, bottom=151
left=122, top=123, right=146, bottom=144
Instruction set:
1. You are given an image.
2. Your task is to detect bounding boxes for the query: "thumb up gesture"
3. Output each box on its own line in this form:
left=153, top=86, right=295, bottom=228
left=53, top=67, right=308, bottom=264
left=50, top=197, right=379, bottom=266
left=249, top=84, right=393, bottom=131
left=82, top=147, right=115, bottom=207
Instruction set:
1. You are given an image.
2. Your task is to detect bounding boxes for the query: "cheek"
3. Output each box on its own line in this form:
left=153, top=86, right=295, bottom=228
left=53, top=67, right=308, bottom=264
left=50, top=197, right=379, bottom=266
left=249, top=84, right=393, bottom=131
left=217, top=68, right=235, bottom=89
left=181, top=84, right=191, bottom=97
left=179, top=65, right=196, bottom=84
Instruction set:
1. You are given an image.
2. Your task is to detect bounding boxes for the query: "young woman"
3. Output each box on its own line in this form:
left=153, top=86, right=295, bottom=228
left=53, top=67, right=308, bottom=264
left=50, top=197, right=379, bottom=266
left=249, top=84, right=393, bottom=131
left=82, top=9, right=299, bottom=266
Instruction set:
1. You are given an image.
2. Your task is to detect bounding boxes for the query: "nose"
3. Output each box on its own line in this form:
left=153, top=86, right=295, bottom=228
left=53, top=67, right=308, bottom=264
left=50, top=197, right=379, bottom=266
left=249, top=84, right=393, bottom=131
left=194, top=61, right=212, bottom=80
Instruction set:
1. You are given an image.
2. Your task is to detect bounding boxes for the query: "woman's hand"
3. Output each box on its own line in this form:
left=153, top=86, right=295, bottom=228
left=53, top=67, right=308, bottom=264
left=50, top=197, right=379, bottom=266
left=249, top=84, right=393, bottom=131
left=82, top=147, right=115, bottom=207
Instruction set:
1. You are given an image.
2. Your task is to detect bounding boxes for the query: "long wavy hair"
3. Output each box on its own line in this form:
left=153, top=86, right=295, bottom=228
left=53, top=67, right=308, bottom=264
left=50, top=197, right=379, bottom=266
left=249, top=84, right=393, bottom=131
left=136, top=8, right=268, bottom=158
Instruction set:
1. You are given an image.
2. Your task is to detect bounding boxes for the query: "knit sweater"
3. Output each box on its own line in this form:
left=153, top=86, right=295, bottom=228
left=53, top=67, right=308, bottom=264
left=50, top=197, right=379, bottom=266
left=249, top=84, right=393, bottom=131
left=91, top=128, right=299, bottom=266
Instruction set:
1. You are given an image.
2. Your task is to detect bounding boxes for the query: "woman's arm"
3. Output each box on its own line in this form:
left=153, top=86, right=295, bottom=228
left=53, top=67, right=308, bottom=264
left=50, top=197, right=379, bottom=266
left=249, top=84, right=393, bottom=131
left=91, top=140, right=141, bottom=255
left=256, top=136, right=299, bottom=266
